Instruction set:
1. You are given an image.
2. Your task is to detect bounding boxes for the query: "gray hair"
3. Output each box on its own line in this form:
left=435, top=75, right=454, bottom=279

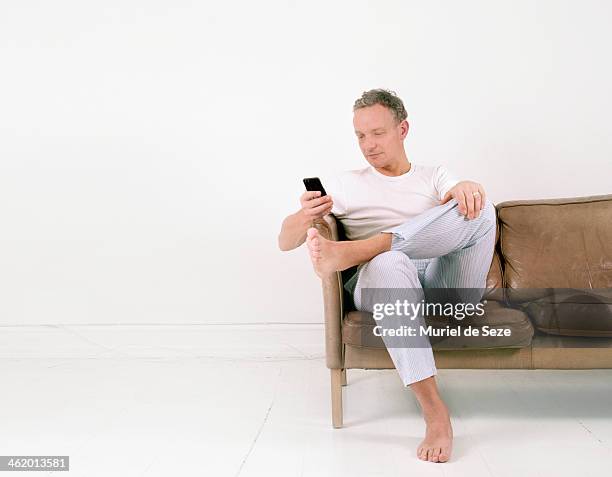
left=353, top=89, right=407, bottom=124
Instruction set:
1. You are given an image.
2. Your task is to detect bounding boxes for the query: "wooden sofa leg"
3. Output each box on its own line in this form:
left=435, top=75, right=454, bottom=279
left=331, top=369, right=343, bottom=428
left=341, top=368, right=347, bottom=386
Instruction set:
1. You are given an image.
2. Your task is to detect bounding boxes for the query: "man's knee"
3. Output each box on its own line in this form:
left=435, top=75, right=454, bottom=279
left=360, top=251, right=419, bottom=287
left=354, top=251, right=421, bottom=311
left=369, top=250, right=413, bottom=269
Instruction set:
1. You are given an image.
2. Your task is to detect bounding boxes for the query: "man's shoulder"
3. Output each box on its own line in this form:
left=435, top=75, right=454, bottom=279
left=412, top=163, right=455, bottom=181
left=324, top=167, right=370, bottom=187
left=337, top=166, right=371, bottom=179
left=412, top=163, right=441, bottom=175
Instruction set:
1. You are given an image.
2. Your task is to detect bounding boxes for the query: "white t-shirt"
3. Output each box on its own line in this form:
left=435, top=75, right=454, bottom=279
left=323, top=164, right=459, bottom=241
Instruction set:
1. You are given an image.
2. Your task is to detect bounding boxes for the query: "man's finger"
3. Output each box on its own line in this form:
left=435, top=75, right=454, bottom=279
left=321, top=204, right=334, bottom=217
left=465, top=190, right=476, bottom=219
left=455, top=190, right=466, bottom=215
left=473, top=191, right=482, bottom=217
left=308, top=202, right=333, bottom=216
left=308, top=196, right=330, bottom=207
left=304, top=195, right=331, bottom=208
left=316, top=204, right=334, bottom=219
left=478, top=186, right=486, bottom=209
left=302, top=191, right=321, bottom=201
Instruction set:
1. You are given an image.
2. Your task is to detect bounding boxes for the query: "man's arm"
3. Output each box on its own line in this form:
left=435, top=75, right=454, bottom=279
left=278, top=191, right=333, bottom=251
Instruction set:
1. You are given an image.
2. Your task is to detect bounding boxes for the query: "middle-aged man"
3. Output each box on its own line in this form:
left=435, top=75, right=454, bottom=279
left=278, top=89, right=496, bottom=463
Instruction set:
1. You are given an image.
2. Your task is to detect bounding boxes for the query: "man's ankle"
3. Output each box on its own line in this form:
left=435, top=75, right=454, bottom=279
left=421, top=401, right=450, bottom=423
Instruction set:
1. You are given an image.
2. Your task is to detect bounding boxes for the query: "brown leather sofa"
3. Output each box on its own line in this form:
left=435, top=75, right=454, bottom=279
left=314, top=194, right=612, bottom=428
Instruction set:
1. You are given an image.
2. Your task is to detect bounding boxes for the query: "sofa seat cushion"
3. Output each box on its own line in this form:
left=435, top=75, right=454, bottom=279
left=342, top=301, right=533, bottom=350
left=522, top=289, right=612, bottom=337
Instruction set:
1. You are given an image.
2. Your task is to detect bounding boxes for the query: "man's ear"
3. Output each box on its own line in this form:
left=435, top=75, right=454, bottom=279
left=399, top=119, right=409, bottom=139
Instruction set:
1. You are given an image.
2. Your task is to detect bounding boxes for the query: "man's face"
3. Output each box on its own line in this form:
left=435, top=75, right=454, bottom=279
left=353, top=104, right=408, bottom=169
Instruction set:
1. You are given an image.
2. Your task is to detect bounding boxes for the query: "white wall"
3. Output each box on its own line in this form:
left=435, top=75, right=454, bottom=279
left=0, top=1, right=610, bottom=325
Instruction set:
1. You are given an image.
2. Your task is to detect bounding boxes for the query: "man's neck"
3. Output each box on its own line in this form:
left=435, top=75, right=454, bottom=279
left=374, top=157, right=411, bottom=177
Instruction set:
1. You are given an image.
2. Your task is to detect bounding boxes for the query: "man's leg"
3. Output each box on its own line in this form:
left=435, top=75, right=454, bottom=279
left=308, top=199, right=496, bottom=463
left=353, top=251, right=436, bottom=385
left=306, top=227, right=391, bottom=278
left=353, top=251, right=453, bottom=463
left=390, top=199, right=497, bottom=292
left=373, top=200, right=495, bottom=463
left=306, top=198, right=495, bottom=281
left=405, top=201, right=495, bottom=463
left=410, top=377, right=453, bottom=463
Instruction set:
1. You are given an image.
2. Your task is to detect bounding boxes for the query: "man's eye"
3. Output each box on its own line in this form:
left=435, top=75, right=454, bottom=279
left=374, top=132, right=384, bottom=136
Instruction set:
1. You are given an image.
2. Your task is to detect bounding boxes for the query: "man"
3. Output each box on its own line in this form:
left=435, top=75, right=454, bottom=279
left=278, top=89, right=496, bottom=463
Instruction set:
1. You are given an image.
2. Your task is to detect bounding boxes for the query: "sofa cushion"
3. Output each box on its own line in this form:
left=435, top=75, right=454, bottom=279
left=522, top=289, right=612, bottom=337
left=342, top=301, right=533, bottom=350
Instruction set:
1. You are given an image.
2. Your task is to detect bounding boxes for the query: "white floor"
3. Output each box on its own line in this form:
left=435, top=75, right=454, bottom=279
left=1, top=324, right=612, bottom=477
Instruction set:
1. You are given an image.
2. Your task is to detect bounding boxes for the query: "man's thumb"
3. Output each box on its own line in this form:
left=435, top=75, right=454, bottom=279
left=440, top=191, right=452, bottom=204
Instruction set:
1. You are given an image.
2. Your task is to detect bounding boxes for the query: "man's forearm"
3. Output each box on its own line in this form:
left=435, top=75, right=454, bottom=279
left=278, top=210, right=312, bottom=251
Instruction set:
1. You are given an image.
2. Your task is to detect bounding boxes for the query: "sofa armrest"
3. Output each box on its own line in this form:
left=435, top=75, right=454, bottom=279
left=313, top=215, right=344, bottom=369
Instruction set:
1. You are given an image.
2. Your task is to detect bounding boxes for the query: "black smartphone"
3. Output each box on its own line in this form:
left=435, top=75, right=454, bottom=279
left=303, top=177, right=327, bottom=196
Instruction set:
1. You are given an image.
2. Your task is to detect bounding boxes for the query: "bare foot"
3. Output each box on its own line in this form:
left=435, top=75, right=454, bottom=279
left=305, top=228, right=355, bottom=278
left=416, top=406, right=453, bottom=463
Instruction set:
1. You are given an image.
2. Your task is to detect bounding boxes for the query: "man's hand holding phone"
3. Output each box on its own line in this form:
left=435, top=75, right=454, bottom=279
left=277, top=176, right=333, bottom=251
left=300, top=191, right=333, bottom=221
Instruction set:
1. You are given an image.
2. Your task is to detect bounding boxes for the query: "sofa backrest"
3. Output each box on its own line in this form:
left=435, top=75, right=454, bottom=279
left=497, top=194, right=612, bottom=300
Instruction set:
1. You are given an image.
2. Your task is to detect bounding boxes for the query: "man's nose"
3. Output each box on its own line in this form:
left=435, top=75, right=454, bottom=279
left=364, top=139, right=377, bottom=152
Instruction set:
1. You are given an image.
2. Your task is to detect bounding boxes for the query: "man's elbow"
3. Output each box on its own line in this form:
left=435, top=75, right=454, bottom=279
left=278, top=235, right=292, bottom=252
left=278, top=238, right=289, bottom=252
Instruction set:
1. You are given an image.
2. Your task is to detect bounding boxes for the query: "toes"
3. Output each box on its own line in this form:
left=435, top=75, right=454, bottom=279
left=306, top=235, right=320, bottom=250
left=417, top=446, right=427, bottom=460
left=308, top=246, right=321, bottom=259
left=439, top=448, right=450, bottom=463
left=306, top=234, right=321, bottom=257
left=431, top=448, right=441, bottom=463
left=417, top=448, right=424, bottom=460
left=307, top=238, right=319, bottom=250
left=428, top=448, right=436, bottom=462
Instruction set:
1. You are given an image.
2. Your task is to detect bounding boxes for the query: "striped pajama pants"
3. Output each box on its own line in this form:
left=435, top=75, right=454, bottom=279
left=351, top=198, right=497, bottom=386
